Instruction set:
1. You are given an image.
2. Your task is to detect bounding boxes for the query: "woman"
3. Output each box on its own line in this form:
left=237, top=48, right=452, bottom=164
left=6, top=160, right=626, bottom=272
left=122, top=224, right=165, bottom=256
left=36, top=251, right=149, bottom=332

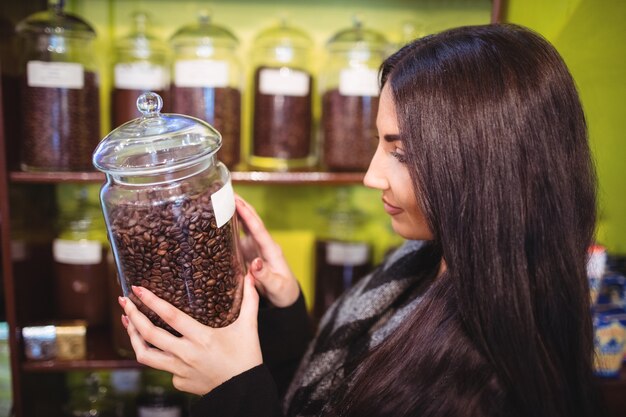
left=119, top=24, right=602, bottom=417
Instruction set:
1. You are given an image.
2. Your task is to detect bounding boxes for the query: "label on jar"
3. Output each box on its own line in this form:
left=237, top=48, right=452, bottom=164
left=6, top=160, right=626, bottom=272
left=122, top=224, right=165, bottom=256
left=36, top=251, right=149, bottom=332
left=211, top=179, right=235, bottom=228
left=53, top=239, right=102, bottom=265
left=326, top=242, right=370, bottom=266
left=174, top=60, right=229, bottom=87
left=27, top=61, right=84, bottom=89
left=115, top=62, right=169, bottom=90
left=339, top=68, right=379, bottom=97
left=259, top=67, right=310, bottom=96
left=138, top=407, right=182, bottom=417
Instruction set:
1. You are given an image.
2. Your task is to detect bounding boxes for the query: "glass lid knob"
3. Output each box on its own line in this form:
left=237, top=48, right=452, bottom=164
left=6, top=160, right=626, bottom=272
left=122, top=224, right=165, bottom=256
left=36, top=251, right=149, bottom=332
left=136, top=92, right=163, bottom=117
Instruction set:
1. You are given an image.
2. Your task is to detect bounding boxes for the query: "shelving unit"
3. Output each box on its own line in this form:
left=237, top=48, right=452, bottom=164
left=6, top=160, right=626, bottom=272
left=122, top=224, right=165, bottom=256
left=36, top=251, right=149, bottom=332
left=9, top=1, right=622, bottom=416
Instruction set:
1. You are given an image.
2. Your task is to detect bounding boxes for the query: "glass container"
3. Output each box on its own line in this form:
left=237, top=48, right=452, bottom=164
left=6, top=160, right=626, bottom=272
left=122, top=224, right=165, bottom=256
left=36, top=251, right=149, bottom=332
left=112, top=11, right=170, bottom=128
left=320, top=18, right=388, bottom=171
left=53, top=184, right=110, bottom=326
left=93, top=92, right=245, bottom=333
left=249, top=20, right=314, bottom=171
left=16, top=0, right=101, bottom=171
left=313, top=188, right=372, bottom=321
left=170, top=11, right=242, bottom=169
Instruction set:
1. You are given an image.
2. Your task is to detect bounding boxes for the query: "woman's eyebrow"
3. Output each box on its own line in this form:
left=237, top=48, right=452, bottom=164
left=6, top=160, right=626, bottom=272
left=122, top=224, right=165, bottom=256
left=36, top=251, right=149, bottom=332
left=384, top=134, right=401, bottom=142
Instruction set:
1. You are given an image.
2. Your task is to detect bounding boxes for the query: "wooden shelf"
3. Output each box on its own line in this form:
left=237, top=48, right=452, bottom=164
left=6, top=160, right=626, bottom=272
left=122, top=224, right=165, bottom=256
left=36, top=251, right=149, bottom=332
left=21, top=327, right=140, bottom=372
left=9, top=170, right=365, bottom=185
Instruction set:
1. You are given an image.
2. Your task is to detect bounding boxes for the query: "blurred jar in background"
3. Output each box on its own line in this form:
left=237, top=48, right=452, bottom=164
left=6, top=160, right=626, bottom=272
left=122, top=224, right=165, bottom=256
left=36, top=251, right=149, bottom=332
left=249, top=19, right=315, bottom=171
left=16, top=0, right=100, bottom=171
left=169, top=10, right=242, bottom=169
left=53, top=184, right=110, bottom=326
left=112, top=11, right=170, bottom=128
left=320, top=17, right=388, bottom=172
left=314, top=188, right=373, bottom=322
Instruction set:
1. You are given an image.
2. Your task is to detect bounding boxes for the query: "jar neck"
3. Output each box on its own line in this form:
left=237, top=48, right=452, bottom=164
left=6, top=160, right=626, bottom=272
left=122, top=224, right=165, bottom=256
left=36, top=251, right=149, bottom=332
left=105, top=155, right=215, bottom=186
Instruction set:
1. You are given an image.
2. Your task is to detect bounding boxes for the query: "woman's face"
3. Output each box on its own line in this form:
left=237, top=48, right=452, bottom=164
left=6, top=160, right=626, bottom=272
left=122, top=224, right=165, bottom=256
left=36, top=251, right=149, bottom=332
left=363, top=84, right=433, bottom=241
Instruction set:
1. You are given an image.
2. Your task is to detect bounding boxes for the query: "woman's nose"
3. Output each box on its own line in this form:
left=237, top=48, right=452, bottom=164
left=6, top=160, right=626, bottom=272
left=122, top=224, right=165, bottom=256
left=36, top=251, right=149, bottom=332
left=363, top=148, right=388, bottom=190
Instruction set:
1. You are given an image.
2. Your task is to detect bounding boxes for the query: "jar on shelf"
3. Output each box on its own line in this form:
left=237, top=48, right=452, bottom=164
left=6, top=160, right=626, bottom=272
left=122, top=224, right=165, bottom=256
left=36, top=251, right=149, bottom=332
left=16, top=0, right=101, bottom=171
left=112, top=11, right=170, bottom=129
left=249, top=20, right=315, bottom=171
left=169, top=11, right=242, bottom=170
left=53, top=184, right=110, bottom=326
left=320, top=18, right=388, bottom=171
left=93, top=92, right=245, bottom=333
left=313, top=188, right=373, bottom=322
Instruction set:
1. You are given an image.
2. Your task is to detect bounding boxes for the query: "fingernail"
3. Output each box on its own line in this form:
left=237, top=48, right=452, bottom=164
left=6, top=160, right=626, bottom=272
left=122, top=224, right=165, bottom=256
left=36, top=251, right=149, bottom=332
left=253, top=258, right=263, bottom=272
left=121, top=315, right=129, bottom=328
left=118, top=296, right=126, bottom=307
left=131, top=286, right=143, bottom=298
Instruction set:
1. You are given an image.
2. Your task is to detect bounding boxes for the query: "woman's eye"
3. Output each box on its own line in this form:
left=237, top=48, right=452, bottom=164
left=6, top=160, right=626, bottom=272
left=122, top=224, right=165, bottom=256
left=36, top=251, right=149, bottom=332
left=390, top=148, right=407, bottom=163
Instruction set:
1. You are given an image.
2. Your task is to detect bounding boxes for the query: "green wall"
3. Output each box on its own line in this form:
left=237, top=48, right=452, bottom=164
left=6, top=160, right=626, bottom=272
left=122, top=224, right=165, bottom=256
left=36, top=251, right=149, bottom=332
left=506, top=0, right=626, bottom=254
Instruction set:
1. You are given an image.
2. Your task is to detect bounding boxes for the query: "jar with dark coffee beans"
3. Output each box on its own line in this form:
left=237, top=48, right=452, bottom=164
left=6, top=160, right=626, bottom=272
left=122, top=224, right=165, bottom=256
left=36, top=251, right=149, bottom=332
left=249, top=20, right=315, bottom=171
left=93, top=92, right=245, bottom=334
left=320, top=18, right=389, bottom=171
left=112, top=11, right=170, bottom=129
left=170, top=11, right=242, bottom=170
left=16, top=0, right=101, bottom=171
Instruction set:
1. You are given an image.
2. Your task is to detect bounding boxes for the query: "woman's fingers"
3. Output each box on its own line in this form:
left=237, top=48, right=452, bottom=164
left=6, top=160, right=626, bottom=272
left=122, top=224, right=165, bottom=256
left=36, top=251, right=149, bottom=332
left=248, top=258, right=300, bottom=307
left=130, top=286, right=206, bottom=340
left=123, top=314, right=185, bottom=374
left=235, top=197, right=285, bottom=266
left=119, top=294, right=185, bottom=352
left=235, top=272, right=260, bottom=328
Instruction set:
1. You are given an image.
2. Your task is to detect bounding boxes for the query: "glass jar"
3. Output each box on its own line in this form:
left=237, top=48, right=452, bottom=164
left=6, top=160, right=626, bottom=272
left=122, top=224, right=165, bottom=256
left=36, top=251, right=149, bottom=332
left=313, top=188, right=373, bottom=322
left=249, top=20, right=315, bottom=171
left=16, top=0, right=101, bottom=171
left=170, top=11, right=242, bottom=170
left=53, top=184, right=110, bottom=326
left=320, top=18, right=388, bottom=171
left=93, top=92, right=245, bottom=333
left=112, top=11, right=170, bottom=129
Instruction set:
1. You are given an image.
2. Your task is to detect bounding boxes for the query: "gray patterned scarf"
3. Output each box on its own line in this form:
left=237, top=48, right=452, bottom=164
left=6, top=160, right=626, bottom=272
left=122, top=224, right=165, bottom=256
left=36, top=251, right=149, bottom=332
left=283, top=240, right=438, bottom=416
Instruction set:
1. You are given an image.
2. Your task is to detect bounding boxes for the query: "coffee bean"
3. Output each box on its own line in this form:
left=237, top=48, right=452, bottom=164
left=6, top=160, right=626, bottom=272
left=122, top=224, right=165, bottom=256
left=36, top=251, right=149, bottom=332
left=109, top=183, right=243, bottom=333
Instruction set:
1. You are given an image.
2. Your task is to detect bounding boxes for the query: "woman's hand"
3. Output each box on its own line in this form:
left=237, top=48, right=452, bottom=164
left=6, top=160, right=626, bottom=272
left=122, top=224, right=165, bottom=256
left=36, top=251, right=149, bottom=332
left=118, top=273, right=262, bottom=396
left=236, top=195, right=300, bottom=307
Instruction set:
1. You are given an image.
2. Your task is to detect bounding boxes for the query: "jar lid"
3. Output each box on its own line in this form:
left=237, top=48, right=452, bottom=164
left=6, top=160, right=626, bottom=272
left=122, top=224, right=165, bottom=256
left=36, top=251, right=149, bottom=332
left=115, top=11, right=168, bottom=59
left=327, top=17, right=388, bottom=53
left=16, top=0, right=96, bottom=39
left=170, top=10, right=239, bottom=50
left=253, top=19, right=313, bottom=51
left=92, top=92, right=222, bottom=176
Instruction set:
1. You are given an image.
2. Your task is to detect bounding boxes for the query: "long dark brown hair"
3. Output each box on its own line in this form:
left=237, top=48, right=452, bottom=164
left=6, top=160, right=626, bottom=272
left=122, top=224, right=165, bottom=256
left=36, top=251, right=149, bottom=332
left=329, top=24, right=600, bottom=417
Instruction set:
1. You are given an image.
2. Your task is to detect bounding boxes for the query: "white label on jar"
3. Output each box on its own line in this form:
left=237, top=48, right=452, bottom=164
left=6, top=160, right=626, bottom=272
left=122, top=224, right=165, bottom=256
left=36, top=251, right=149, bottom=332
left=27, top=61, right=84, bottom=89
left=259, top=67, right=310, bottom=96
left=211, top=179, right=235, bottom=228
left=174, top=60, right=229, bottom=87
left=53, top=239, right=102, bottom=265
left=138, top=407, right=182, bottom=417
left=326, top=241, right=370, bottom=266
left=339, top=68, right=379, bottom=97
left=115, top=62, right=169, bottom=90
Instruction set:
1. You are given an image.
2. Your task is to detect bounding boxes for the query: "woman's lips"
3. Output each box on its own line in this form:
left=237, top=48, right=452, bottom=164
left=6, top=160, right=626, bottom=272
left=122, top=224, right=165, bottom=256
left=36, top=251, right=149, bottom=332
left=382, top=198, right=403, bottom=215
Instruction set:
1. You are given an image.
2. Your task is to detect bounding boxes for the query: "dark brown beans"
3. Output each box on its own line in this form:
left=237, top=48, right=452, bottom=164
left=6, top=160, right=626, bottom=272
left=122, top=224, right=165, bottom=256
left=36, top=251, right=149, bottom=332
left=252, top=66, right=312, bottom=159
left=20, top=71, right=101, bottom=171
left=321, top=89, right=379, bottom=171
left=170, top=86, right=241, bottom=169
left=109, top=185, right=243, bottom=333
